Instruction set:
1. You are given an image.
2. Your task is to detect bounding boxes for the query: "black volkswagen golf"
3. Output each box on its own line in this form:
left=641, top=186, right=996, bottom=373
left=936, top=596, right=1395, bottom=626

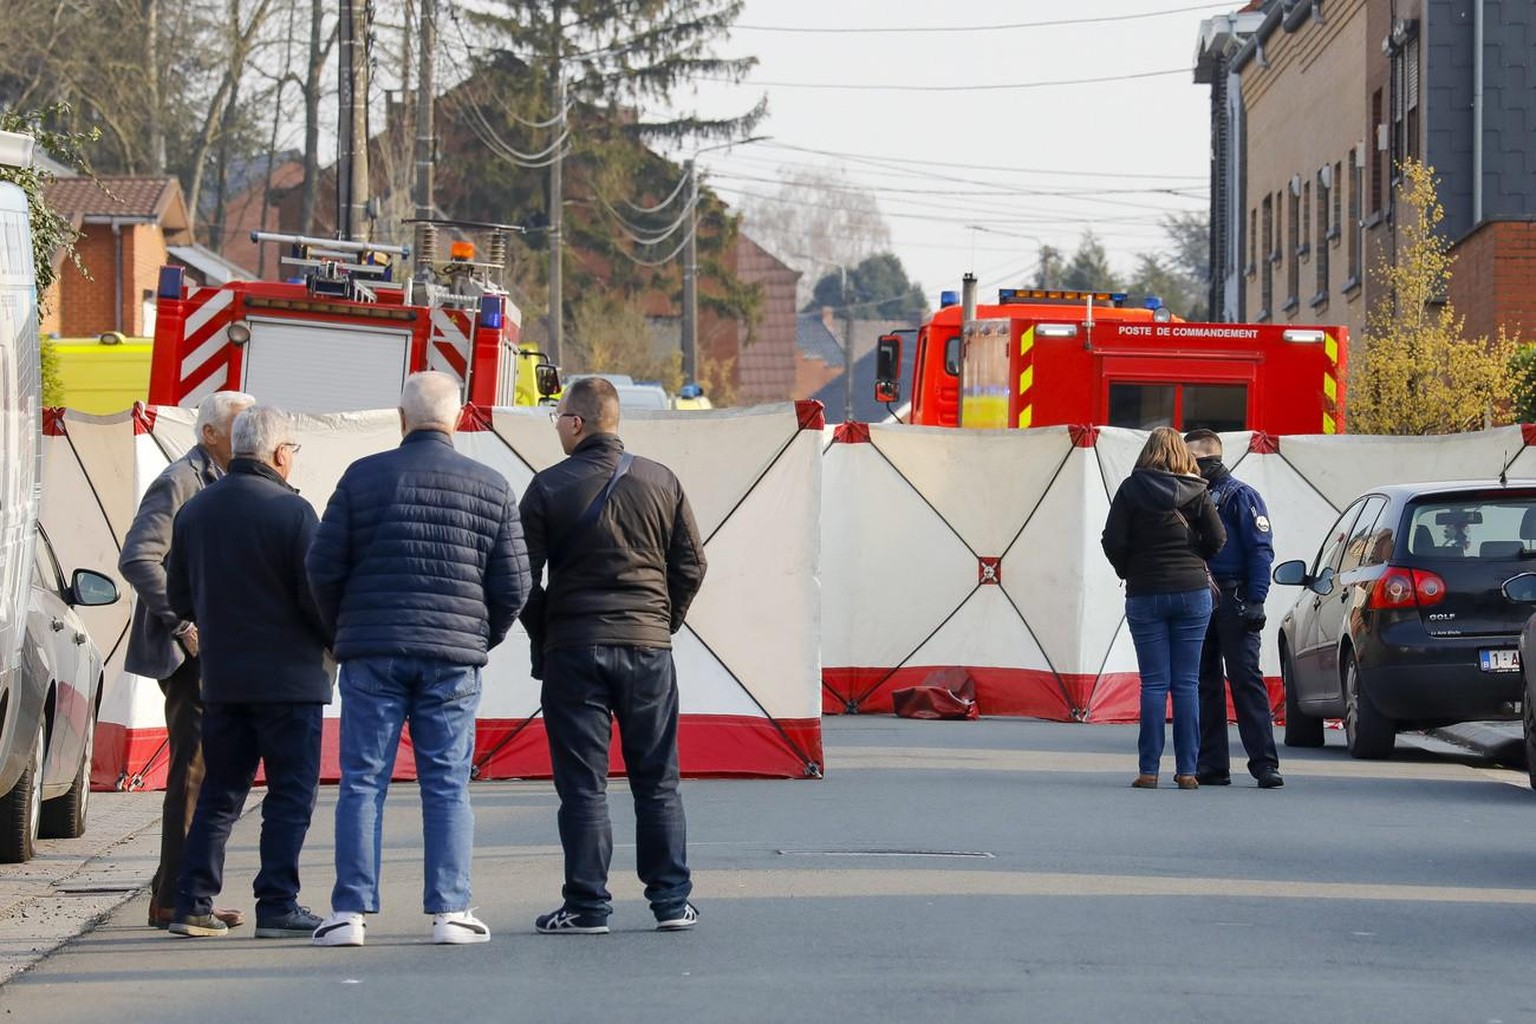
left=1274, top=481, right=1536, bottom=759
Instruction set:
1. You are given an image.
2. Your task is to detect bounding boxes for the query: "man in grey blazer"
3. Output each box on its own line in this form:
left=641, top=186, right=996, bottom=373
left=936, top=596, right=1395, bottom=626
left=120, top=390, right=253, bottom=930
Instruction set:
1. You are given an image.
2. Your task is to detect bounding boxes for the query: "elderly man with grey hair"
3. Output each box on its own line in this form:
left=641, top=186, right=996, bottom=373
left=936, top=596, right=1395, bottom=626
left=120, top=389, right=253, bottom=930
left=164, top=404, right=332, bottom=937
left=307, top=371, right=530, bottom=947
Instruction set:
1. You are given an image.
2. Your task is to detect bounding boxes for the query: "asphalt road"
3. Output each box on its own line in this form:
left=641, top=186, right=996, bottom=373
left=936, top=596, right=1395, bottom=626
left=2, top=718, right=1535, bottom=1024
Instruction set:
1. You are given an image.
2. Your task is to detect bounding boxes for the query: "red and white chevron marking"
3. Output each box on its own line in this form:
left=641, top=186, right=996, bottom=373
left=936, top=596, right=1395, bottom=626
left=427, top=308, right=472, bottom=383
left=177, top=287, right=237, bottom=406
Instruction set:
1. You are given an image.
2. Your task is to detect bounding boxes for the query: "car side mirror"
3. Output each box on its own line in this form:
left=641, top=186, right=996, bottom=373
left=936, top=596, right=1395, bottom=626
left=71, top=569, right=120, bottom=607
left=874, top=334, right=902, bottom=404
left=1504, top=573, right=1536, bottom=603
left=1308, top=565, right=1336, bottom=596
left=535, top=363, right=561, bottom=398
left=1272, top=559, right=1309, bottom=586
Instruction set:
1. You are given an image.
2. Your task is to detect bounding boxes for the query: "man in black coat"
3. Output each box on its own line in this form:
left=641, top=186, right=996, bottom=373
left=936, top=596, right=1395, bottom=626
left=519, top=376, right=707, bottom=935
left=306, top=371, right=530, bottom=948
left=165, top=405, right=331, bottom=938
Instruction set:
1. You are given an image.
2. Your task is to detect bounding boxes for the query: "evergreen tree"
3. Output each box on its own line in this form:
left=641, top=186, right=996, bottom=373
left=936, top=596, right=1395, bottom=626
left=805, top=252, right=926, bottom=323
left=1061, top=231, right=1119, bottom=292
left=447, top=2, right=765, bottom=347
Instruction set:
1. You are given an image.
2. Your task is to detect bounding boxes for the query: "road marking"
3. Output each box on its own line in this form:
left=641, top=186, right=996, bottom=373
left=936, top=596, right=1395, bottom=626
left=829, top=745, right=1522, bottom=784
left=692, top=867, right=1536, bottom=905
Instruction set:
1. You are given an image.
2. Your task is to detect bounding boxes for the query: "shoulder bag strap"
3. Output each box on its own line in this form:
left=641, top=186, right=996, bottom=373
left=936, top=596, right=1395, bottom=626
left=548, top=452, right=634, bottom=572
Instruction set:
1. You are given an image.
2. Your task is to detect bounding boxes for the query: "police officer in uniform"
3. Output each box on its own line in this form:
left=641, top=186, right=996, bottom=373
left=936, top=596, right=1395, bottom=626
left=1183, top=429, right=1283, bottom=789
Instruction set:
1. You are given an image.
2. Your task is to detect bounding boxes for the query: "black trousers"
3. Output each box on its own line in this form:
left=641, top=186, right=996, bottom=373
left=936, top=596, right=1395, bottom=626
left=151, top=657, right=204, bottom=916
left=1197, top=591, right=1280, bottom=779
left=175, top=701, right=322, bottom=920
left=541, top=644, right=691, bottom=919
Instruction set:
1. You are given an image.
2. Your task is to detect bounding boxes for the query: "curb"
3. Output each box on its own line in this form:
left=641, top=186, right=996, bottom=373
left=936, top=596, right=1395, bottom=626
left=1427, top=721, right=1525, bottom=770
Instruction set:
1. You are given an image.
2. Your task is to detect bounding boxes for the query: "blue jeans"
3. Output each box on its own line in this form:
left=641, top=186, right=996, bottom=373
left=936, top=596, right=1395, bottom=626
left=541, top=645, right=691, bottom=920
left=331, top=657, right=481, bottom=915
left=1126, top=589, right=1213, bottom=777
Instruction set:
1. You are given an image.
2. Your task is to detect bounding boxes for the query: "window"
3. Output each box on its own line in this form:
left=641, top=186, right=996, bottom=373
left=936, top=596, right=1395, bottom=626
left=1313, top=501, right=1367, bottom=578
left=1339, top=496, right=1388, bottom=573
left=1314, top=169, right=1330, bottom=302
left=1347, top=152, right=1363, bottom=288
left=1407, top=496, right=1536, bottom=560
left=1247, top=208, right=1257, bottom=275
left=1181, top=385, right=1248, bottom=433
left=1108, top=383, right=1175, bottom=429
left=1285, top=186, right=1300, bottom=311
left=1391, top=36, right=1422, bottom=176
left=1302, top=181, right=1312, bottom=253
left=1333, top=161, right=1343, bottom=238
left=1106, top=383, right=1248, bottom=432
left=1260, top=194, right=1274, bottom=318
left=1370, top=89, right=1384, bottom=214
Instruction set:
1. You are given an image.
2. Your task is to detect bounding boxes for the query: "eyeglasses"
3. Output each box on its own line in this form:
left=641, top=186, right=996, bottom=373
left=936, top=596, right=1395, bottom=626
left=549, top=412, right=581, bottom=424
left=279, top=442, right=303, bottom=455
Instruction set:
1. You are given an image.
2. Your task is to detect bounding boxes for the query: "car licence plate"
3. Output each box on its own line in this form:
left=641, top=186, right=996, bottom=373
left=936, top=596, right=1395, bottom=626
left=1479, top=648, right=1521, bottom=673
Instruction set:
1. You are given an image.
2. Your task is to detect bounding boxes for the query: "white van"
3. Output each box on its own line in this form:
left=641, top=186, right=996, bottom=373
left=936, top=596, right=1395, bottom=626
left=0, top=169, right=46, bottom=852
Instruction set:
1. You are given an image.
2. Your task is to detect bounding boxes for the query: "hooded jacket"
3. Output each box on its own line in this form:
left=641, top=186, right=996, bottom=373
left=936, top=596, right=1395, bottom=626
left=1101, top=468, right=1226, bottom=596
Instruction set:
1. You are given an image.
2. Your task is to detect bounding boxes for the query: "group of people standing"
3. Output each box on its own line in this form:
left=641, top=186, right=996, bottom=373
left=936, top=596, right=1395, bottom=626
left=1101, top=426, right=1284, bottom=790
left=119, top=373, right=705, bottom=945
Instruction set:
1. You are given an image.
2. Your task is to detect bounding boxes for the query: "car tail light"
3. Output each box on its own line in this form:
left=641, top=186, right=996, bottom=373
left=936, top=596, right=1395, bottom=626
left=1368, top=566, right=1447, bottom=609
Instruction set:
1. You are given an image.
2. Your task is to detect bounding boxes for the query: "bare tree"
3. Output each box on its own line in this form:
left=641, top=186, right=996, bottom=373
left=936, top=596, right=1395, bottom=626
left=739, top=165, right=891, bottom=306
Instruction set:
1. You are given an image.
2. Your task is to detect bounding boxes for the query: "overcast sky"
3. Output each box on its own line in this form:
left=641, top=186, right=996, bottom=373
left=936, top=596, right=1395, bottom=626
left=656, top=0, right=1230, bottom=308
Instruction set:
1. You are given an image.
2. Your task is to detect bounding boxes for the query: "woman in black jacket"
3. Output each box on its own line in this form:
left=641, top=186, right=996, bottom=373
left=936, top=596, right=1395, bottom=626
left=1101, top=427, right=1226, bottom=790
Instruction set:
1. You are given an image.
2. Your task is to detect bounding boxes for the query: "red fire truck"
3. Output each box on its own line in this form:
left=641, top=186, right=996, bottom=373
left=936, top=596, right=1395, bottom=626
left=876, top=281, right=1347, bottom=436
left=150, top=228, right=559, bottom=412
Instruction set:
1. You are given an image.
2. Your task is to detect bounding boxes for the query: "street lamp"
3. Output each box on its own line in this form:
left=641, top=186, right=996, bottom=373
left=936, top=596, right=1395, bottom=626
left=681, top=136, right=768, bottom=387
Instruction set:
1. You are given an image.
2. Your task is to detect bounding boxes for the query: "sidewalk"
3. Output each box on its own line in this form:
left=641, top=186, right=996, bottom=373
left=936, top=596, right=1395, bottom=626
left=0, top=791, right=163, bottom=985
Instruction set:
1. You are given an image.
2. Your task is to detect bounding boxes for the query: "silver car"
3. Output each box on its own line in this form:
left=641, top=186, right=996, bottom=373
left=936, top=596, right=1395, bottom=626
left=0, top=527, right=119, bottom=862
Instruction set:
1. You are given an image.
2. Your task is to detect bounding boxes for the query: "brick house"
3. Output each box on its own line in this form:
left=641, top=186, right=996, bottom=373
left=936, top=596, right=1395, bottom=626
left=41, top=176, right=194, bottom=338
left=1196, top=0, right=1536, bottom=345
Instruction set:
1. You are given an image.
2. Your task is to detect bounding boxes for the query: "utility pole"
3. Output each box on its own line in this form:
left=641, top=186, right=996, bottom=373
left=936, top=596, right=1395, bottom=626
left=841, top=267, right=854, bottom=423
left=412, top=0, right=436, bottom=275
left=681, top=159, right=698, bottom=385
left=547, top=64, right=566, bottom=364
left=338, top=0, right=370, bottom=241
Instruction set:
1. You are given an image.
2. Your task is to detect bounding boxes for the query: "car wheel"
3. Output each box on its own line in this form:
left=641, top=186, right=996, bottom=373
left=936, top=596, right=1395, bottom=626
left=40, top=712, right=92, bottom=839
left=1282, top=647, right=1324, bottom=748
left=0, top=720, right=45, bottom=863
left=1524, top=676, right=1536, bottom=790
left=1343, top=653, right=1395, bottom=759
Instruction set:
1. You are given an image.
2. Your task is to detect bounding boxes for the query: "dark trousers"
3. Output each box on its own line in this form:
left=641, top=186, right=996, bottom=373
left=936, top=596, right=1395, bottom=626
left=1197, top=591, right=1280, bottom=779
left=541, top=644, right=691, bottom=919
left=151, top=658, right=204, bottom=915
left=175, top=702, right=323, bottom=920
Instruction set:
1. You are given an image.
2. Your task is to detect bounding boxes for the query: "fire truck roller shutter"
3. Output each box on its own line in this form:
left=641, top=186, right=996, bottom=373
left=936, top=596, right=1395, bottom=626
left=241, top=317, right=414, bottom=414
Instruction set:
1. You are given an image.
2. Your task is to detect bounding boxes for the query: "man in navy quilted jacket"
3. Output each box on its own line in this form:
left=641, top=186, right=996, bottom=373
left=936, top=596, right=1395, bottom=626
left=305, top=371, right=531, bottom=948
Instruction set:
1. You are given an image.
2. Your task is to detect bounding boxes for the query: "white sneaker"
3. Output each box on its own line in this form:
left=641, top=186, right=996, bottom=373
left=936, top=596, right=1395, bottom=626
left=312, top=912, right=366, bottom=947
left=433, top=909, right=491, bottom=945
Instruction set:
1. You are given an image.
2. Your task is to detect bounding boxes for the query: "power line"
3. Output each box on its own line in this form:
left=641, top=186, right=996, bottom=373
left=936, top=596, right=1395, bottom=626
left=736, top=3, right=1236, bottom=34
left=712, top=183, right=1182, bottom=238
left=739, top=141, right=1207, bottom=183
left=698, top=67, right=1186, bottom=93
left=706, top=169, right=1205, bottom=201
